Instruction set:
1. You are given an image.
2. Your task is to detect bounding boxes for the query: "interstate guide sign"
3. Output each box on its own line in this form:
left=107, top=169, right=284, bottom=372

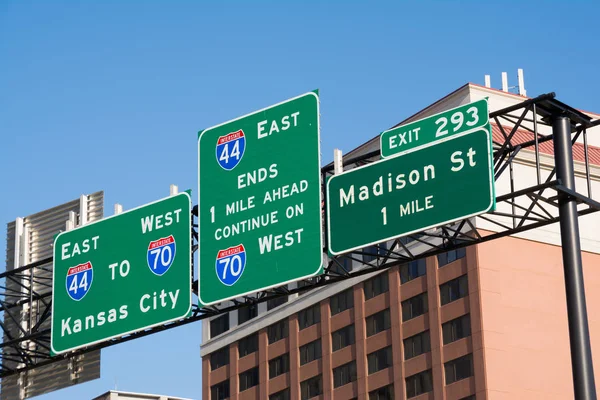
left=380, top=99, right=489, bottom=158
left=51, top=193, right=192, bottom=354
left=198, top=92, right=323, bottom=306
left=327, top=126, right=495, bottom=255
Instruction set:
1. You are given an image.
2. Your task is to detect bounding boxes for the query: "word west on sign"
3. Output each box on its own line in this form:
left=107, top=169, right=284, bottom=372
left=198, top=91, right=323, bottom=306
left=327, top=127, right=495, bottom=255
left=51, top=193, right=192, bottom=355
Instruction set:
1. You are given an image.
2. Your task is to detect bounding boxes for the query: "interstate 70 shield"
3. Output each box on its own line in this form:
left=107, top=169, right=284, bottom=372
left=147, top=235, right=176, bottom=276
left=215, top=244, right=247, bottom=286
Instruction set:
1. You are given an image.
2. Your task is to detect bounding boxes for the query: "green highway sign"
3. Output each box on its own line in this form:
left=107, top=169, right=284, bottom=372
left=380, top=99, right=489, bottom=158
left=327, top=127, right=495, bottom=255
left=51, top=193, right=192, bottom=354
left=198, top=92, right=323, bottom=306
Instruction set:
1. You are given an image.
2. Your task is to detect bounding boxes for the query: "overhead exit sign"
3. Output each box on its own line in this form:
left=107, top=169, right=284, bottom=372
left=198, top=92, right=323, bottom=306
left=327, top=127, right=495, bottom=255
left=51, top=193, right=192, bottom=354
left=380, top=99, right=489, bottom=158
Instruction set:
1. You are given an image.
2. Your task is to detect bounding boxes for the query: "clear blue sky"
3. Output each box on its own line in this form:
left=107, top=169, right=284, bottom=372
left=1, top=1, right=600, bottom=399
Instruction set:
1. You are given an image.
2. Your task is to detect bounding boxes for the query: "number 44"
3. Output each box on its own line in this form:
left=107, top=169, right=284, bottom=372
left=69, top=272, right=89, bottom=294
left=219, top=140, right=241, bottom=164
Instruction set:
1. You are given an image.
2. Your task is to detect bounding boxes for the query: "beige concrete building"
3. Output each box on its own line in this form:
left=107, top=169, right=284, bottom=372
left=200, top=80, right=600, bottom=399
left=92, top=390, right=193, bottom=400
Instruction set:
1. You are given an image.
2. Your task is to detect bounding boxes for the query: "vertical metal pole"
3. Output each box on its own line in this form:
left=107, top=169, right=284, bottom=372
left=553, top=115, right=597, bottom=400
left=583, top=129, right=592, bottom=198
left=509, top=159, right=516, bottom=228
left=533, top=104, right=541, bottom=185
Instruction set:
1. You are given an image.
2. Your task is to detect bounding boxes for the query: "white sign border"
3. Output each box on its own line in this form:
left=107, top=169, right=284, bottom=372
left=50, top=192, right=193, bottom=355
left=197, top=91, right=324, bottom=306
left=328, top=125, right=495, bottom=255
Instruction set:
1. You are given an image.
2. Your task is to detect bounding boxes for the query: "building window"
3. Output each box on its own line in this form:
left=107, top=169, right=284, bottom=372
left=268, top=319, right=289, bottom=344
left=238, top=303, right=258, bottom=325
left=369, top=384, right=394, bottom=400
left=400, top=259, right=426, bottom=284
left=210, top=380, right=230, bottom=400
left=362, top=242, right=387, bottom=263
left=401, top=292, right=428, bottom=321
left=297, top=278, right=317, bottom=295
left=331, top=256, right=353, bottom=275
left=406, top=369, right=433, bottom=398
left=333, top=361, right=357, bottom=388
left=367, top=346, right=393, bottom=374
left=445, top=353, right=474, bottom=384
left=267, top=294, right=288, bottom=311
left=298, top=303, right=321, bottom=330
left=404, top=330, right=431, bottom=360
left=440, top=274, right=469, bottom=306
left=300, top=339, right=322, bottom=365
left=301, top=375, right=323, bottom=399
left=239, top=367, right=259, bottom=392
left=238, top=333, right=258, bottom=358
left=269, top=353, right=290, bottom=379
left=400, top=235, right=416, bottom=245
left=459, top=396, right=476, bottom=400
left=330, top=288, right=354, bottom=315
left=332, top=324, right=355, bottom=351
left=363, top=245, right=377, bottom=263
left=269, top=388, right=291, bottom=400
left=437, top=247, right=466, bottom=267
left=210, top=346, right=229, bottom=370
left=366, top=308, right=391, bottom=337
left=210, top=314, right=229, bottom=338
left=364, top=273, right=389, bottom=300
left=442, top=314, right=471, bottom=345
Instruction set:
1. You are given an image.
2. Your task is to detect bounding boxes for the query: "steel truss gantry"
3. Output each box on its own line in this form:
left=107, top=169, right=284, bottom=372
left=2, top=92, right=600, bottom=382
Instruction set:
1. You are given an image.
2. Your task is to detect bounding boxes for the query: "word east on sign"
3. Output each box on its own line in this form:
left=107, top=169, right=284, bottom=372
left=51, top=193, right=192, bottom=354
left=198, top=91, right=323, bottom=305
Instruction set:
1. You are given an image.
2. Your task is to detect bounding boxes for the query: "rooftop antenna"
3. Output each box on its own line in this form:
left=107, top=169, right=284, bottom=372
left=501, top=72, right=508, bottom=92
left=517, top=68, right=527, bottom=96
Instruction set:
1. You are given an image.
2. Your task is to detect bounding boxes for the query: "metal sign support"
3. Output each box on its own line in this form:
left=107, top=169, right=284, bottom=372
left=553, top=115, right=597, bottom=400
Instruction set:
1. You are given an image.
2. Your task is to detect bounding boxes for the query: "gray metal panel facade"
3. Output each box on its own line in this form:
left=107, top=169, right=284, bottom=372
left=1, top=192, right=104, bottom=399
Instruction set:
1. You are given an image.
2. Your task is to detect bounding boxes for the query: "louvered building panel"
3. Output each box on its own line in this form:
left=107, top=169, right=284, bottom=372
left=1, top=192, right=104, bottom=399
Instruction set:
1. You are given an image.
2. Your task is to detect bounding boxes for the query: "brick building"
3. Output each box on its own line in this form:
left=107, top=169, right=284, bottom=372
left=200, top=81, right=600, bottom=399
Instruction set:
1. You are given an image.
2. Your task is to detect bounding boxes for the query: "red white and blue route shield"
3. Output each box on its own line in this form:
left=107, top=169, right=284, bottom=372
left=216, top=129, right=245, bottom=170
left=215, top=244, right=246, bottom=286
left=147, top=235, right=176, bottom=276
left=66, top=261, right=93, bottom=301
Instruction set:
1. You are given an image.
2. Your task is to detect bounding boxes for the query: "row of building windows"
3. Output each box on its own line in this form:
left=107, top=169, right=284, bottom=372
left=209, top=286, right=292, bottom=340
left=209, top=250, right=468, bottom=340
left=362, top=242, right=465, bottom=268
left=210, top=352, right=474, bottom=399
left=211, top=289, right=470, bottom=371
left=211, top=311, right=471, bottom=372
